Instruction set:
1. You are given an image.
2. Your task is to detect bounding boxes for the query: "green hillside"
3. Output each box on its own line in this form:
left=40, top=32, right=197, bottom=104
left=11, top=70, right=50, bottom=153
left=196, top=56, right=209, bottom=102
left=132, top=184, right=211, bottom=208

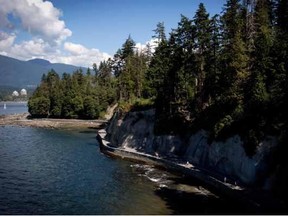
left=0, top=55, right=85, bottom=88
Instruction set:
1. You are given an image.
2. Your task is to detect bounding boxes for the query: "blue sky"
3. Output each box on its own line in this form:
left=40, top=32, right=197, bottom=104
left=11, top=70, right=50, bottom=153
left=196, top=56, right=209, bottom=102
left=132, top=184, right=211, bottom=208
left=50, top=0, right=226, bottom=54
left=0, top=0, right=226, bottom=67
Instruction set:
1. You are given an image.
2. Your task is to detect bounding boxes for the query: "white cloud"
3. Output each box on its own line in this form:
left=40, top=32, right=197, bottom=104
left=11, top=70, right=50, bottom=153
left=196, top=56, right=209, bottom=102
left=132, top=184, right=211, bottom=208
left=64, top=42, right=89, bottom=55
left=0, top=0, right=71, bottom=44
left=0, top=32, right=16, bottom=52
left=0, top=0, right=110, bottom=67
left=135, top=38, right=159, bottom=54
left=54, top=42, right=111, bottom=67
left=9, top=38, right=53, bottom=60
left=0, top=37, right=110, bottom=67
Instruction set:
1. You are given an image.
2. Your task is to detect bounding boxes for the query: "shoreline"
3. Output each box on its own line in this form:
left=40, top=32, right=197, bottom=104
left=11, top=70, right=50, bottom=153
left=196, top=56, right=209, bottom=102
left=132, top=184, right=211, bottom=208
left=97, top=129, right=286, bottom=214
left=0, top=113, right=107, bottom=129
left=0, top=100, right=27, bottom=103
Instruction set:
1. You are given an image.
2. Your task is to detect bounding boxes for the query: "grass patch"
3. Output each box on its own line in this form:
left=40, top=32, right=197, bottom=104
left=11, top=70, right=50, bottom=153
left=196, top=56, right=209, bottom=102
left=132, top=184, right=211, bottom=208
left=118, top=97, right=155, bottom=113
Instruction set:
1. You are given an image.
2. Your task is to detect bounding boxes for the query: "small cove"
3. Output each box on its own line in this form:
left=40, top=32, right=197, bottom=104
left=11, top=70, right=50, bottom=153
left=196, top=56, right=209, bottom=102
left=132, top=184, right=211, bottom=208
left=0, top=102, right=244, bottom=214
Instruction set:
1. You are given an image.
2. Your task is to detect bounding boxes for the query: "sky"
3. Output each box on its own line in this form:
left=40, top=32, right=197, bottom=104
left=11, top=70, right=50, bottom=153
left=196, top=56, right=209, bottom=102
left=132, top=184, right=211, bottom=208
left=0, top=0, right=226, bottom=67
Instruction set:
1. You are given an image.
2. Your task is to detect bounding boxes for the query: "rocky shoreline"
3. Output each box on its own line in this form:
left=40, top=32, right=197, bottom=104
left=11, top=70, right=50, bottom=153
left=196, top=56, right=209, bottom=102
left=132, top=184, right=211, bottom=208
left=97, top=128, right=287, bottom=214
left=0, top=113, right=107, bottom=129
left=97, top=109, right=287, bottom=213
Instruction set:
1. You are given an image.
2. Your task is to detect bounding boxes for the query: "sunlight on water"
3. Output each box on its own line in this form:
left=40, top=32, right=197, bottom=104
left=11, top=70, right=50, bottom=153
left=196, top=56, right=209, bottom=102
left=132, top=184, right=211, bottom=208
left=0, top=126, right=171, bottom=214
left=0, top=125, right=242, bottom=214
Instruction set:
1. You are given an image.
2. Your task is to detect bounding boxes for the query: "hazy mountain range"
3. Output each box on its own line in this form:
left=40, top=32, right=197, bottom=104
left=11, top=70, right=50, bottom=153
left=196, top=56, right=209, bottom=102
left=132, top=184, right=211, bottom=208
left=0, top=55, right=85, bottom=88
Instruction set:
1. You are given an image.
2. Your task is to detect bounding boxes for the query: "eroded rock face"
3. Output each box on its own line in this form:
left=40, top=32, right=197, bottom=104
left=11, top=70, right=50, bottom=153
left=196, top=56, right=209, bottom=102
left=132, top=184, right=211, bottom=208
left=106, top=109, right=278, bottom=186
left=106, top=109, right=183, bottom=156
left=185, top=132, right=277, bottom=185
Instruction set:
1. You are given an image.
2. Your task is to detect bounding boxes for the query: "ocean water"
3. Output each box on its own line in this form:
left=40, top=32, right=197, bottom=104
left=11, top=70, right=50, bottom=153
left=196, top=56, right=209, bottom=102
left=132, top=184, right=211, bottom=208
left=0, top=126, right=245, bottom=214
left=0, top=126, right=174, bottom=214
left=0, top=102, right=28, bottom=115
left=0, top=103, right=244, bottom=214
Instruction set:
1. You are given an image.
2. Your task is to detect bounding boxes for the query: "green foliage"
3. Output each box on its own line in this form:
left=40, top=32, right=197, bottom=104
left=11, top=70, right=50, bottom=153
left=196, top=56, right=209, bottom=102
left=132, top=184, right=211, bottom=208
left=153, top=22, right=166, bottom=42
left=145, top=40, right=170, bottom=98
left=213, top=115, right=233, bottom=137
left=103, top=35, right=151, bottom=105
left=28, top=96, right=50, bottom=117
left=130, top=98, right=155, bottom=111
left=83, top=96, right=99, bottom=119
left=28, top=0, right=288, bottom=161
left=28, top=68, right=117, bottom=119
left=122, top=35, right=136, bottom=59
left=118, top=100, right=133, bottom=113
left=142, top=0, right=288, bottom=158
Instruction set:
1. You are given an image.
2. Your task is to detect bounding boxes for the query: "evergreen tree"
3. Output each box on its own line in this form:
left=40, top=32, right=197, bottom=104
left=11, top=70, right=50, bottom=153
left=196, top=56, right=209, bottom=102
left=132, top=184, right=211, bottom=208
left=272, top=0, right=288, bottom=125
left=116, top=35, right=137, bottom=101
left=154, top=34, right=178, bottom=134
left=98, top=60, right=112, bottom=81
left=92, top=63, right=98, bottom=76
left=86, top=67, right=91, bottom=76
left=145, top=39, right=170, bottom=98
left=248, top=0, right=273, bottom=107
left=112, top=49, right=124, bottom=77
left=27, top=0, right=288, bottom=167
left=121, top=35, right=136, bottom=59
left=173, top=15, right=195, bottom=113
left=193, top=3, right=213, bottom=111
left=28, top=96, right=50, bottom=117
left=205, top=14, right=221, bottom=100
left=153, top=22, right=166, bottom=42
left=211, top=0, right=249, bottom=138
left=83, top=96, right=99, bottom=119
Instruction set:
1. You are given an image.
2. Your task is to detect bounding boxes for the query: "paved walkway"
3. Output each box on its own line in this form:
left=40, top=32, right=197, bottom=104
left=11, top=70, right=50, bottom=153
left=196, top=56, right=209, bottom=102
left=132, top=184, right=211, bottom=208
left=97, top=129, right=287, bottom=214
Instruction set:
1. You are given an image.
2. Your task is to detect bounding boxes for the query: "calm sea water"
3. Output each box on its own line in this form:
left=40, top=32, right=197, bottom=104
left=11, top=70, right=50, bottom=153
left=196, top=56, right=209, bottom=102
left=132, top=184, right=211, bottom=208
left=0, top=103, right=244, bottom=214
left=0, top=101, right=28, bottom=115
left=0, top=126, right=173, bottom=214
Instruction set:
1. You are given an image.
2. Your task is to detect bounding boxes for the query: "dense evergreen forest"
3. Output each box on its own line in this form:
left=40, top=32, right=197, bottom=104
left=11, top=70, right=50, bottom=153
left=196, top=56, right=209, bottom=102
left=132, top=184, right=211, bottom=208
left=29, top=0, right=288, bottom=156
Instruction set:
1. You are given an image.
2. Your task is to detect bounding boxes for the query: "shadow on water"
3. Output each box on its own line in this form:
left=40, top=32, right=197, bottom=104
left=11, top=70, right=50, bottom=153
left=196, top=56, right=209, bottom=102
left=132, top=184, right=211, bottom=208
left=155, top=175, right=288, bottom=214
left=154, top=176, right=251, bottom=215
left=155, top=187, right=253, bottom=215
left=78, top=130, right=97, bottom=134
left=156, top=188, right=224, bottom=214
left=88, top=124, right=107, bottom=130
left=87, top=142, right=99, bottom=146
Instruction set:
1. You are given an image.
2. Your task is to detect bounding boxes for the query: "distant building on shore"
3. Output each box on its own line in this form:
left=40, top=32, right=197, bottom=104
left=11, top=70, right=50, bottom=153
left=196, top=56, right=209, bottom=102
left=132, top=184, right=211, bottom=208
left=20, top=89, right=27, bottom=96
left=12, top=91, right=19, bottom=97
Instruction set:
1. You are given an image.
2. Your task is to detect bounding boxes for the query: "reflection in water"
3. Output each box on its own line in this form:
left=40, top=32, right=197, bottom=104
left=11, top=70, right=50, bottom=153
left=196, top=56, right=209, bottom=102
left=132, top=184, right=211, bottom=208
left=0, top=126, right=171, bottom=214
left=0, top=125, right=250, bottom=214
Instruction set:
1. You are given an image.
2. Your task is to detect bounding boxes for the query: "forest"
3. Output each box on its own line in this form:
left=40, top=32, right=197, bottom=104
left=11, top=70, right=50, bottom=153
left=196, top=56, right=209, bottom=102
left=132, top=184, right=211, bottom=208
left=29, top=0, right=288, bottom=156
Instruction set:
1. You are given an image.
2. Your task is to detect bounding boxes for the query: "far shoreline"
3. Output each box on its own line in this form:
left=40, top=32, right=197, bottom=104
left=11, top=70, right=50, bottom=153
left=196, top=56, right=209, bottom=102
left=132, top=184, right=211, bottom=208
left=0, top=113, right=107, bottom=130
left=0, top=100, right=28, bottom=103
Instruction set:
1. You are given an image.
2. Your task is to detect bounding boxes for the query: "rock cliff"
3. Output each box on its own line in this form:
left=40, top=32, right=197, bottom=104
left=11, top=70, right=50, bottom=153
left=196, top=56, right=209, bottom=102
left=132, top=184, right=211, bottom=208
left=105, top=109, right=278, bottom=187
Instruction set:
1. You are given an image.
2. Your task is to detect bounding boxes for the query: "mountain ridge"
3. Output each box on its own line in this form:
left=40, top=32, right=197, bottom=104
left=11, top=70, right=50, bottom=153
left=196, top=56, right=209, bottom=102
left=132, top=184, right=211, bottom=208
left=27, top=58, right=51, bottom=66
left=0, top=55, right=86, bottom=88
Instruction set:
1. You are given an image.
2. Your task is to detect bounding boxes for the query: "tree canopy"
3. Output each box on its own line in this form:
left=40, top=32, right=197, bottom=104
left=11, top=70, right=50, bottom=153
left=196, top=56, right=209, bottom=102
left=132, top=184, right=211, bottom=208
left=28, top=0, right=288, bottom=155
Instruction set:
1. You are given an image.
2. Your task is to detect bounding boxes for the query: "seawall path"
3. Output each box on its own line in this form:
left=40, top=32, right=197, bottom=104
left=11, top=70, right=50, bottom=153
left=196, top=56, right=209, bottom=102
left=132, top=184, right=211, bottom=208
left=97, top=128, right=286, bottom=214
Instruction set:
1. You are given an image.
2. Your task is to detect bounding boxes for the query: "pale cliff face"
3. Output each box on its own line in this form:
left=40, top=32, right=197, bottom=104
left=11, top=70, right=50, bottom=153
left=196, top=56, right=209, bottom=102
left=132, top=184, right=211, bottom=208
left=106, top=109, right=278, bottom=187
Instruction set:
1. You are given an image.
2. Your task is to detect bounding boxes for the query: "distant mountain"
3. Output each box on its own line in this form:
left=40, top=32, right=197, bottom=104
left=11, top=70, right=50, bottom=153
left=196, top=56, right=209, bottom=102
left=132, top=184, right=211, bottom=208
left=27, top=58, right=51, bottom=66
left=0, top=55, right=86, bottom=88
